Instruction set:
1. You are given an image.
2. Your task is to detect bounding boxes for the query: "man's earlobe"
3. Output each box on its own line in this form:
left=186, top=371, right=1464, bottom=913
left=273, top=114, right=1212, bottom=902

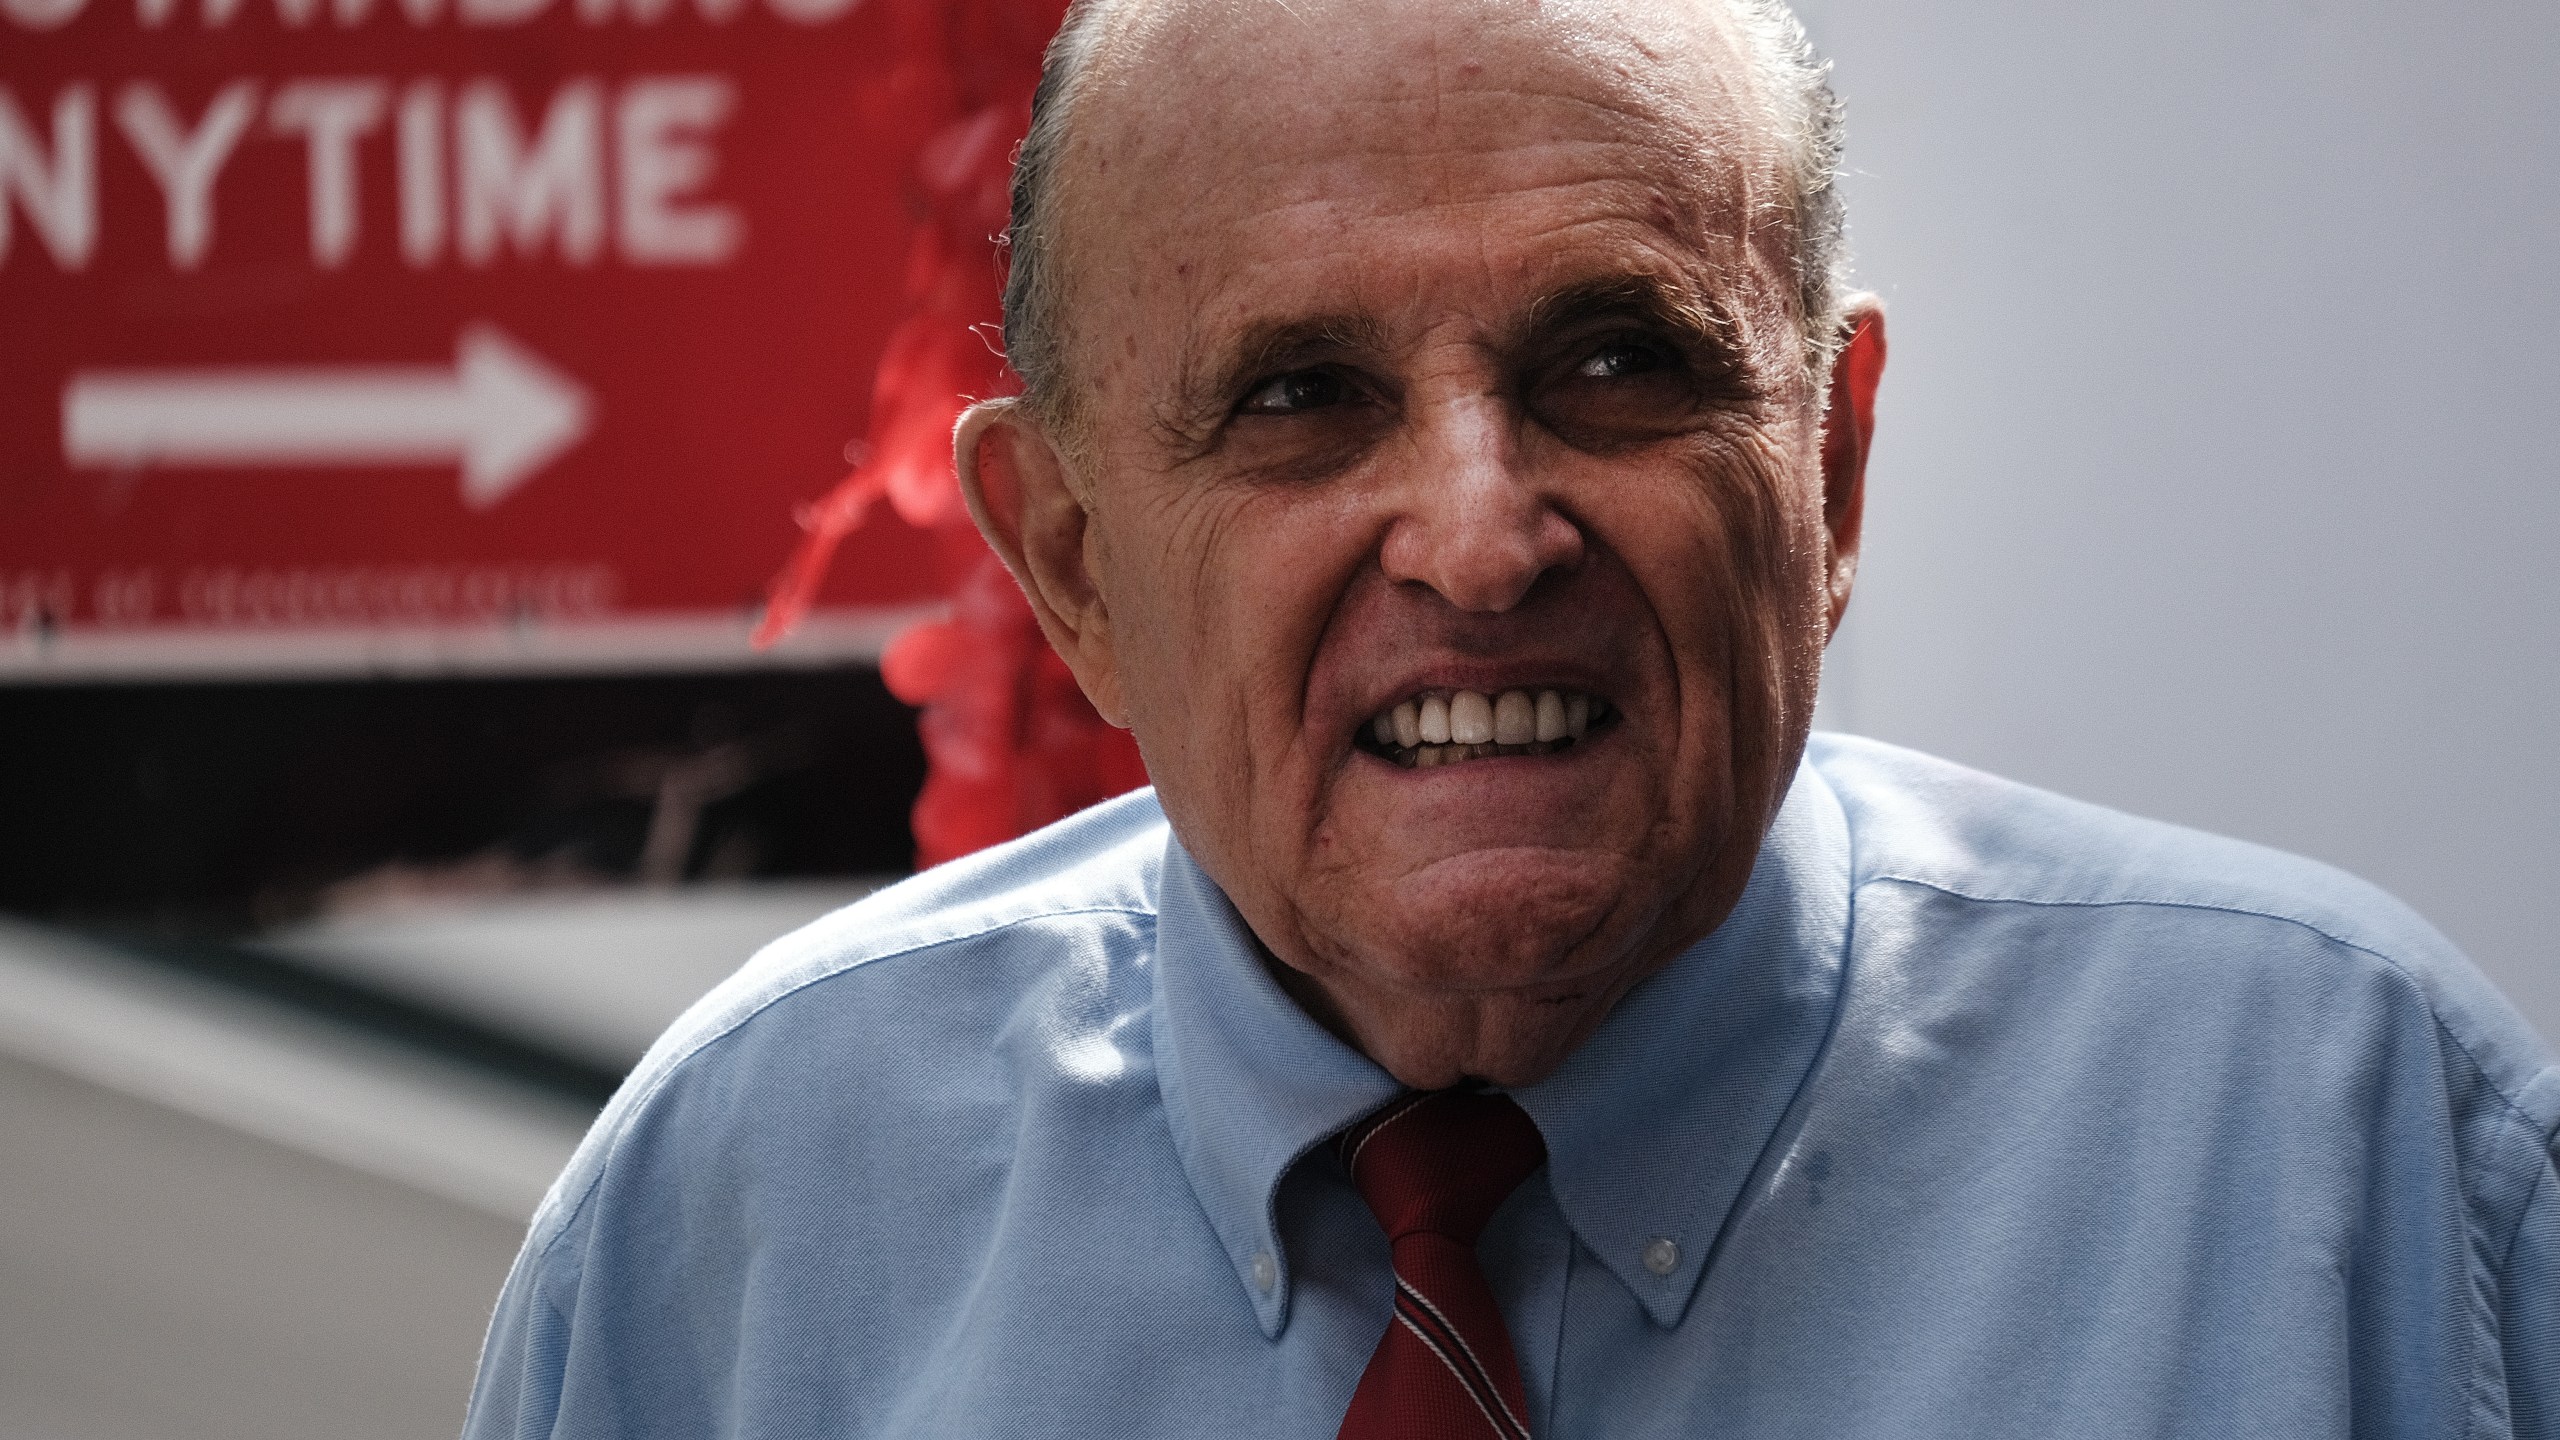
left=1818, top=298, right=1886, bottom=636
left=954, top=401, right=1129, bottom=725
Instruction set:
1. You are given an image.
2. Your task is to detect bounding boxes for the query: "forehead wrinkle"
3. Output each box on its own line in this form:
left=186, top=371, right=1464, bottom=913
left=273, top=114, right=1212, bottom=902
left=1219, top=147, right=1715, bottom=241
left=1196, top=158, right=1751, bottom=305
left=1151, top=91, right=1764, bottom=300
left=1297, top=84, right=1719, bottom=175
left=1258, top=206, right=1755, bottom=350
left=1166, top=57, right=1732, bottom=208
left=1077, top=1, right=1773, bottom=227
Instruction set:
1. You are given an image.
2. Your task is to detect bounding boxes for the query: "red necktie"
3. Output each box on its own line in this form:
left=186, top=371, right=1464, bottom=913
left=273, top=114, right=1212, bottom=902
left=1335, top=1089, right=1548, bottom=1440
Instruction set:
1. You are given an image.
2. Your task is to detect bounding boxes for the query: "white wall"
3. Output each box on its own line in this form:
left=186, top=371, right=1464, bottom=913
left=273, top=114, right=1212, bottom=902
left=1794, top=1, right=2560, bottom=1046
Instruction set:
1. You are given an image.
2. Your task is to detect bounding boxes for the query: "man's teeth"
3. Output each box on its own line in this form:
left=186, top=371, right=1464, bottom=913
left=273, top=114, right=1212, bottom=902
left=1420, top=695, right=1450, bottom=744
left=1365, top=689, right=1602, bottom=768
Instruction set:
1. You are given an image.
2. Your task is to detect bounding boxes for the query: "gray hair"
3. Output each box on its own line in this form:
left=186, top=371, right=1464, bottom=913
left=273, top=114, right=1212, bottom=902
left=999, top=0, right=1851, bottom=426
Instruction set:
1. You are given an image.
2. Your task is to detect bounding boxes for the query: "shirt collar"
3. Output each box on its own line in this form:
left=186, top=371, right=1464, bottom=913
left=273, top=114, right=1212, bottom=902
left=1152, top=838, right=1401, bottom=1337
left=1511, top=762, right=1852, bottom=1327
left=1150, top=759, right=1852, bottom=1337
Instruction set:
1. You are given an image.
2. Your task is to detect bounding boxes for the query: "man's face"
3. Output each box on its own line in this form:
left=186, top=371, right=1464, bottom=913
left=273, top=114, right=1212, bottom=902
left=982, top=0, right=1871, bottom=1086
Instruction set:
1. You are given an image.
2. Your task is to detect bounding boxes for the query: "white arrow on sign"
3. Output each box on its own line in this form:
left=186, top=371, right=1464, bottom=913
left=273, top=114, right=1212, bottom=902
left=61, top=324, right=593, bottom=510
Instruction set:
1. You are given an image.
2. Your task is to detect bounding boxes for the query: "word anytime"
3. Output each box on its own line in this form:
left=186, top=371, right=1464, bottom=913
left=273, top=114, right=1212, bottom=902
left=1, top=75, right=741, bottom=270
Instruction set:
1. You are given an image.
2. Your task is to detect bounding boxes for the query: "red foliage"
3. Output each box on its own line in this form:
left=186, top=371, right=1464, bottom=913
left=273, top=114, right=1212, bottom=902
left=755, top=0, right=1147, bottom=868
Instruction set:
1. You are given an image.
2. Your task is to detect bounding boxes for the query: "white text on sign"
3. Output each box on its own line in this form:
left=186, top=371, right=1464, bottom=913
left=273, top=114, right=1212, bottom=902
left=0, top=76, right=745, bottom=270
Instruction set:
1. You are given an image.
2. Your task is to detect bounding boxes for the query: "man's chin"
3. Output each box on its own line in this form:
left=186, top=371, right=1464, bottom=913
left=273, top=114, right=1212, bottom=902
left=1278, top=852, right=1653, bottom=1087
left=1340, top=845, right=1642, bottom=994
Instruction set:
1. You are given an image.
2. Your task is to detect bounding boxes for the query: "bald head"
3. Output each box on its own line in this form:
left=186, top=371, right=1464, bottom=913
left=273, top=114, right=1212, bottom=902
left=1001, top=0, right=1848, bottom=426
left=993, top=0, right=1843, bottom=425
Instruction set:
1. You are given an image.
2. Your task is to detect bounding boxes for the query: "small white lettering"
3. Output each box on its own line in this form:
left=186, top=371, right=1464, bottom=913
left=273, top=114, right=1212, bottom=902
left=0, top=570, right=75, bottom=630
left=179, top=564, right=618, bottom=626
left=91, top=570, right=158, bottom=627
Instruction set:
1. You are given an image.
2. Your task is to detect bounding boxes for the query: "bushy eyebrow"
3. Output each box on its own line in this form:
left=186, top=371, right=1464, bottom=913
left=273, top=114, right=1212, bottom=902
left=1519, top=274, right=1737, bottom=353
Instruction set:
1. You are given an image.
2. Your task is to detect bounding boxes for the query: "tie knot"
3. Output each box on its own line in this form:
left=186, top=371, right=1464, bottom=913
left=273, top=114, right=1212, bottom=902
left=1337, top=1089, right=1546, bottom=1244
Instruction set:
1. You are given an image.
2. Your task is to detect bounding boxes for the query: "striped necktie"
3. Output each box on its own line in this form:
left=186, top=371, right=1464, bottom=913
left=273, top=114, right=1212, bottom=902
left=1335, top=1088, right=1548, bottom=1440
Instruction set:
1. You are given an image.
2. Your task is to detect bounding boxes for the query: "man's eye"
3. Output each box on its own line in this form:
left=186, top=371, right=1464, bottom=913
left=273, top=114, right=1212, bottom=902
left=1534, top=334, right=1713, bottom=447
left=1575, top=340, right=1673, bottom=380
left=1240, top=370, right=1350, bottom=414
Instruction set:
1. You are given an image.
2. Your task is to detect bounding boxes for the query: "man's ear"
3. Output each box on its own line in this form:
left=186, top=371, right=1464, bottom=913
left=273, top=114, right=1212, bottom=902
left=1818, top=296, right=1886, bottom=638
left=954, top=400, right=1129, bottom=725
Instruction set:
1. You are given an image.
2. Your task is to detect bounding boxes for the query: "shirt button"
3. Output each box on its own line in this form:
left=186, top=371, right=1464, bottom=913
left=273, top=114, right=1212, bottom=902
left=1642, top=1237, right=1680, bottom=1276
left=1251, top=1250, right=1277, bottom=1293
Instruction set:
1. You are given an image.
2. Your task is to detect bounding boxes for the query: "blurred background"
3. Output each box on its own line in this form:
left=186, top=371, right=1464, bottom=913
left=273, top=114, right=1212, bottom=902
left=3, top=1, right=2554, bottom=1436
left=1794, top=0, right=2560, bottom=1048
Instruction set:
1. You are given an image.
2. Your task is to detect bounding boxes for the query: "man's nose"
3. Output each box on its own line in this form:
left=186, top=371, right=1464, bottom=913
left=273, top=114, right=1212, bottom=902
left=1377, top=399, right=1584, bottom=613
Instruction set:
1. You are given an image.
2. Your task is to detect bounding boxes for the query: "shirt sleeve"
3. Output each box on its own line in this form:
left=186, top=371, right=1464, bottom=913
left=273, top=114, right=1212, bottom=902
left=2507, top=1130, right=2560, bottom=1439
left=461, top=1247, right=572, bottom=1440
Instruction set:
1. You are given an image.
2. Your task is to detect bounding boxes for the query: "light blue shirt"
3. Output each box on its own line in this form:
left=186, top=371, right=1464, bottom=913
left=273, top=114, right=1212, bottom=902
left=465, top=735, right=2559, bottom=1438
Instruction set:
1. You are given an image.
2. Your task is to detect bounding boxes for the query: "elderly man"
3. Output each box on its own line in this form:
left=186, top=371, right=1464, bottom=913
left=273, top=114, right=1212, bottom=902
left=464, top=0, right=2558, bottom=1435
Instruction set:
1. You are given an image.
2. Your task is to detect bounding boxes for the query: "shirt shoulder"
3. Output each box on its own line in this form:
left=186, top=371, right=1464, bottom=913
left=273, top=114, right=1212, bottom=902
left=521, top=787, right=1175, bottom=1262
left=1807, top=731, right=2559, bottom=1131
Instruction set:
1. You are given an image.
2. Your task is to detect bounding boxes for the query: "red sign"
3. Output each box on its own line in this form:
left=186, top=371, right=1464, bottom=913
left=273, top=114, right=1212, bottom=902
left=1, top=0, right=989, bottom=679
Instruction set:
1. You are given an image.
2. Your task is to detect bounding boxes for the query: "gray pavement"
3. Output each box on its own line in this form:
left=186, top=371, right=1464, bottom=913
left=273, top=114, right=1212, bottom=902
left=0, top=919, right=601, bottom=1440
left=0, top=880, right=866, bottom=1438
left=0, top=1049, right=528, bottom=1440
